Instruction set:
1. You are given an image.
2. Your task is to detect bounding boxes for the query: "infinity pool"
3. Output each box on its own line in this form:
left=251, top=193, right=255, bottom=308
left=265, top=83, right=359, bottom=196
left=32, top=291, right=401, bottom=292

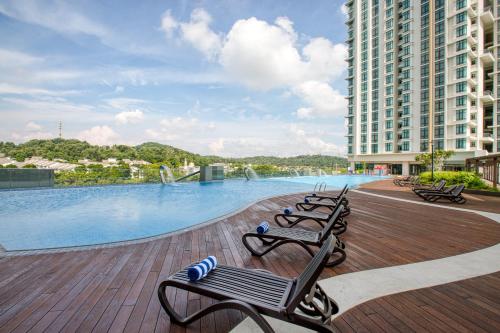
left=0, top=175, right=384, bottom=251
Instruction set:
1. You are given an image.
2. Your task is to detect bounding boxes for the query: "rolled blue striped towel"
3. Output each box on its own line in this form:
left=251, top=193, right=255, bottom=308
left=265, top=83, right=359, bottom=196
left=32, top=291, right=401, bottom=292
left=187, top=256, right=218, bottom=281
left=304, top=197, right=310, bottom=203
left=283, top=207, right=293, bottom=215
left=256, top=221, right=269, bottom=234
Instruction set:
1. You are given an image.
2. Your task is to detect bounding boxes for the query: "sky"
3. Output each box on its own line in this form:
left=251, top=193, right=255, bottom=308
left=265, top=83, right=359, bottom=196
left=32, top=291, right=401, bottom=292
left=0, top=0, right=349, bottom=157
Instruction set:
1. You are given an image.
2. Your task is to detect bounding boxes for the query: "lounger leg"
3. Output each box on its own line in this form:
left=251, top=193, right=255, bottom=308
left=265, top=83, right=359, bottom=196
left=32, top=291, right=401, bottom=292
left=158, top=282, right=275, bottom=333
left=291, top=283, right=338, bottom=333
left=326, top=246, right=346, bottom=267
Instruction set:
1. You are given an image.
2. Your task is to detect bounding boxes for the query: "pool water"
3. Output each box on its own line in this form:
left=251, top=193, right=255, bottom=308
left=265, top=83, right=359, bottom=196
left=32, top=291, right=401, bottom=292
left=0, top=175, right=384, bottom=251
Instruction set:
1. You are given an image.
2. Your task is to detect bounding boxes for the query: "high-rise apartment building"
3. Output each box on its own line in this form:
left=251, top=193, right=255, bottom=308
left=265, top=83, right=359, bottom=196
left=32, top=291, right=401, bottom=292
left=345, top=0, right=498, bottom=175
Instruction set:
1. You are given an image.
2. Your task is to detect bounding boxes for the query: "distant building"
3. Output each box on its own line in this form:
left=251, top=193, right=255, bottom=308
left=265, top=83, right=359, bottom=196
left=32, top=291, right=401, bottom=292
left=1, top=156, right=78, bottom=171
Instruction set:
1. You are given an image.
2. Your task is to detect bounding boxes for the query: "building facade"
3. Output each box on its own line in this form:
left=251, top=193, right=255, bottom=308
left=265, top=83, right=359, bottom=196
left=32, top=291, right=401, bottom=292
left=346, top=0, right=498, bottom=175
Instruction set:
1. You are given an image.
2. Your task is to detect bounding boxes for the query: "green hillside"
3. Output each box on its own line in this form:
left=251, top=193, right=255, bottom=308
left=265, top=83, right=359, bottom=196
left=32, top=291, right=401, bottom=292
left=0, top=139, right=347, bottom=168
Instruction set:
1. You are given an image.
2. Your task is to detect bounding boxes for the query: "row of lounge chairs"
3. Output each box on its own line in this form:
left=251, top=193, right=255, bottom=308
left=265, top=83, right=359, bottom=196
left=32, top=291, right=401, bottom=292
left=157, top=185, right=352, bottom=332
left=412, top=180, right=467, bottom=204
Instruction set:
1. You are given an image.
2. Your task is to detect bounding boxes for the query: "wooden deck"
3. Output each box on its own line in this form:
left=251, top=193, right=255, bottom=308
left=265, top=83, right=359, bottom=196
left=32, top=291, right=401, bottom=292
left=1, top=183, right=500, bottom=332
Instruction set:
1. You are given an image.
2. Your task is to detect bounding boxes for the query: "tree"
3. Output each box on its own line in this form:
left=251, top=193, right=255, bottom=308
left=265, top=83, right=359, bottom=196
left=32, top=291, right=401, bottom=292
left=415, top=150, right=454, bottom=171
left=22, top=164, right=37, bottom=168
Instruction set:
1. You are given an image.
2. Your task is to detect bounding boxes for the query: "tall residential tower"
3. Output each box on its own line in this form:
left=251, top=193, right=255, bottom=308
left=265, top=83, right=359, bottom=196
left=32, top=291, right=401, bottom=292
left=346, top=0, right=498, bottom=175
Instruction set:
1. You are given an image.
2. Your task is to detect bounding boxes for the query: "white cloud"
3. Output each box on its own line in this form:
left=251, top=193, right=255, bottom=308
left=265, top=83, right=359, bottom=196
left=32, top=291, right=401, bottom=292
left=166, top=9, right=347, bottom=119
left=208, top=138, right=224, bottom=154
left=11, top=129, right=54, bottom=142
left=179, top=8, right=222, bottom=60
left=0, top=83, right=80, bottom=96
left=341, top=4, right=349, bottom=16
left=78, top=126, right=119, bottom=146
left=115, top=109, right=144, bottom=125
left=0, top=49, right=42, bottom=67
left=25, top=121, right=42, bottom=131
left=0, top=1, right=110, bottom=41
left=106, top=98, right=146, bottom=111
left=288, top=124, right=343, bottom=154
left=219, top=17, right=303, bottom=90
left=302, top=38, right=347, bottom=82
left=160, top=10, right=178, bottom=38
left=293, top=81, right=347, bottom=118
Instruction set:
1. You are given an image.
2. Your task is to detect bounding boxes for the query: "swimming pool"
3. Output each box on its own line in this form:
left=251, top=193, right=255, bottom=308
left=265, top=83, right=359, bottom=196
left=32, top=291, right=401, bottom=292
left=0, top=175, right=384, bottom=251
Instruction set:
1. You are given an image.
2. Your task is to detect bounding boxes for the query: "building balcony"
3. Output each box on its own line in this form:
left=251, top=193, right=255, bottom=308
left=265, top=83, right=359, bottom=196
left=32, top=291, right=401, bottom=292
left=467, top=48, right=478, bottom=58
left=480, top=50, right=495, bottom=65
left=481, top=133, right=495, bottom=142
left=467, top=5, right=477, bottom=18
left=480, top=91, right=495, bottom=104
left=467, top=76, right=478, bottom=86
left=467, top=35, right=478, bottom=46
left=481, top=7, right=495, bottom=25
left=345, top=15, right=354, bottom=24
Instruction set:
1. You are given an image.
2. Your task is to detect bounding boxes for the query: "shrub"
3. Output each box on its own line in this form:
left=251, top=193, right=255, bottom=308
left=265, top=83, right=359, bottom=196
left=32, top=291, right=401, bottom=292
left=419, top=171, right=490, bottom=190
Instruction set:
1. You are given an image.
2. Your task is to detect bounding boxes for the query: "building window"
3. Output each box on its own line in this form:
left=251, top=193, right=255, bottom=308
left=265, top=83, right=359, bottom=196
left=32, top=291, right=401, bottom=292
left=386, top=108, right=393, bottom=117
left=456, top=82, right=466, bottom=93
left=386, top=120, right=393, bottom=129
left=456, top=0, right=466, bottom=10
left=456, top=96, right=467, bottom=107
left=385, top=131, right=393, bottom=140
left=371, top=144, right=378, bottom=154
left=456, top=124, right=466, bottom=135
left=456, top=25, right=467, bottom=37
left=456, top=53, right=467, bottom=65
left=385, top=143, right=393, bottom=152
left=456, top=109, right=466, bottom=120
left=402, top=129, right=410, bottom=139
left=456, top=11, right=466, bottom=24
left=456, top=39, right=467, bottom=51
left=456, top=67, right=467, bottom=79
left=456, top=138, right=466, bottom=149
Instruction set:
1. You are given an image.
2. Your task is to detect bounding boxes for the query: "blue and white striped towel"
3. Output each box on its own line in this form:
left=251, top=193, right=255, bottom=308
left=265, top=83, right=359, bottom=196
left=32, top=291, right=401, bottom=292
left=256, top=221, right=269, bottom=234
left=187, top=256, right=218, bottom=281
left=284, top=207, right=293, bottom=215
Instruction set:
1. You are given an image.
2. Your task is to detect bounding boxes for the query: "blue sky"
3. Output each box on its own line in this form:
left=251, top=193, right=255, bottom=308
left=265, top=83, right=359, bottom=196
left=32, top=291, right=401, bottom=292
left=0, top=0, right=348, bottom=157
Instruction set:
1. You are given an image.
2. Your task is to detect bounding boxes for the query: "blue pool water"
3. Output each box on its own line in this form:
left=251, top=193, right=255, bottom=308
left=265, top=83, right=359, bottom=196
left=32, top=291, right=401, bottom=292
left=0, top=175, right=384, bottom=251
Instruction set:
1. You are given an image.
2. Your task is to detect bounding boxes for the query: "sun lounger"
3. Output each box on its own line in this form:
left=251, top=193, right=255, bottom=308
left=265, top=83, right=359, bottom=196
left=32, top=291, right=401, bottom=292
left=295, top=195, right=349, bottom=216
left=412, top=179, right=446, bottom=192
left=275, top=193, right=349, bottom=228
left=393, top=176, right=411, bottom=186
left=414, top=184, right=457, bottom=200
left=158, top=235, right=340, bottom=333
left=303, top=184, right=348, bottom=203
left=398, top=176, right=420, bottom=187
left=417, top=184, right=466, bottom=204
left=242, top=204, right=347, bottom=267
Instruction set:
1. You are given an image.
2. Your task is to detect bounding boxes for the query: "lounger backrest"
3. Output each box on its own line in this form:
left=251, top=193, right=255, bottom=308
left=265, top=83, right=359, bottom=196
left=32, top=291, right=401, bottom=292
left=285, top=235, right=334, bottom=312
left=318, top=203, right=344, bottom=242
left=444, top=185, right=457, bottom=193
left=435, top=180, right=446, bottom=190
left=451, top=184, right=465, bottom=196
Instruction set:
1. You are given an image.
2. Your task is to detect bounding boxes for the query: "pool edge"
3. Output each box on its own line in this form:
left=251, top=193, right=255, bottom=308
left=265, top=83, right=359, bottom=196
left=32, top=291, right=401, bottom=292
left=0, top=190, right=315, bottom=257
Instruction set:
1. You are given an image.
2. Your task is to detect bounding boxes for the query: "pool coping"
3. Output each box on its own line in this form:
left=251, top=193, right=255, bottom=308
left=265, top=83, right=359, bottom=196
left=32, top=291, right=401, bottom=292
left=0, top=189, right=319, bottom=257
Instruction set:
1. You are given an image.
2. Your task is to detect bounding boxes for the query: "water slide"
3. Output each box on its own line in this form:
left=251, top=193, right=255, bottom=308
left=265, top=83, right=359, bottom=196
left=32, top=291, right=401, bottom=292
left=175, top=170, right=200, bottom=182
left=160, top=165, right=201, bottom=184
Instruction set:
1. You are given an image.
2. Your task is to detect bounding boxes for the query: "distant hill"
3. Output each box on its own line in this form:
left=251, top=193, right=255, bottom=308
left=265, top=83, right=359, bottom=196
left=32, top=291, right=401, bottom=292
left=0, top=139, right=347, bottom=168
